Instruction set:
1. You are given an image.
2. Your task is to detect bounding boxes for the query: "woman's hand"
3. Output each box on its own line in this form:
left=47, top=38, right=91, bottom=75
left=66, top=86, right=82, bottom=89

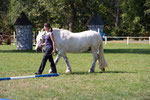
left=40, top=43, right=45, bottom=47
left=52, top=49, right=56, bottom=55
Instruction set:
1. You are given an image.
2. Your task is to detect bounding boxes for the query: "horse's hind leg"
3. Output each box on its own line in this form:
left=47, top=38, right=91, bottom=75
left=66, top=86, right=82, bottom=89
left=63, top=54, right=72, bottom=73
left=88, top=48, right=98, bottom=73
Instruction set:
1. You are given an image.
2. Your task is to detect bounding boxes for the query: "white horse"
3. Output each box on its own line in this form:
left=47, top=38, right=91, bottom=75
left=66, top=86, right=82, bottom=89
left=35, top=28, right=108, bottom=73
left=35, top=30, right=46, bottom=52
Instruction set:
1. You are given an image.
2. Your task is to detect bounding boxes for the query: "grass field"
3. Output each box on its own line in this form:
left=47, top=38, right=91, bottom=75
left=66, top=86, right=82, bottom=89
left=0, top=43, right=150, bottom=100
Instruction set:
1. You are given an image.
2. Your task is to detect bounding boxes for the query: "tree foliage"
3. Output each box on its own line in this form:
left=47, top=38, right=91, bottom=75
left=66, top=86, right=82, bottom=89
left=121, top=0, right=149, bottom=36
left=0, top=0, right=149, bottom=36
left=0, top=0, right=10, bottom=33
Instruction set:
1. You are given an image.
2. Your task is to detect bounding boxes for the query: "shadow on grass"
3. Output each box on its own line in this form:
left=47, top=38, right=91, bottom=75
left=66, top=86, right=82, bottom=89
left=104, top=49, right=150, bottom=54
left=0, top=48, right=150, bottom=54
left=83, top=48, right=150, bottom=55
left=68, top=71, right=136, bottom=75
left=99, top=71, right=136, bottom=74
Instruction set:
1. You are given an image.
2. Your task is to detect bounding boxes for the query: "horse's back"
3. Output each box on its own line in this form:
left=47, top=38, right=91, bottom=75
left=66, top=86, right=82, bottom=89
left=53, top=29, right=101, bottom=53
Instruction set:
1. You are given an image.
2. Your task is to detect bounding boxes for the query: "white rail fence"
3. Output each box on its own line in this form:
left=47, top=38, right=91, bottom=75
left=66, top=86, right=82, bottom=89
left=1, top=32, right=150, bottom=45
left=104, top=36, right=150, bottom=45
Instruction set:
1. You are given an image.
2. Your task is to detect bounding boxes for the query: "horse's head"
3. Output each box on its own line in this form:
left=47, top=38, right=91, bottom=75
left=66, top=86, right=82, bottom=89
left=35, top=30, right=46, bottom=52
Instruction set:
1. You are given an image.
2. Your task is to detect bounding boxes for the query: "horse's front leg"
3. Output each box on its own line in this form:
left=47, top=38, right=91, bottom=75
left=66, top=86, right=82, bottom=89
left=54, top=54, right=62, bottom=65
left=48, top=54, right=62, bottom=73
left=63, top=54, right=72, bottom=74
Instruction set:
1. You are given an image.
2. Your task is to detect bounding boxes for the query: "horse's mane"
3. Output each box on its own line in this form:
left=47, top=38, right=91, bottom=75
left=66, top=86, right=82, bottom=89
left=53, top=28, right=69, bottom=32
left=53, top=28, right=71, bottom=34
left=53, top=28, right=92, bottom=34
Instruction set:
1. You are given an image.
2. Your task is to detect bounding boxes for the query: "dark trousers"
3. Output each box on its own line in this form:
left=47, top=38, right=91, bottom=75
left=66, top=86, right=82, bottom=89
left=38, top=48, right=57, bottom=74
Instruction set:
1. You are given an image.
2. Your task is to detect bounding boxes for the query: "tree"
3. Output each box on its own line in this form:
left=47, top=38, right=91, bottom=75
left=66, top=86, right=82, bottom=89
left=144, top=0, right=150, bottom=35
left=0, top=0, right=10, bottom=33
left=121, top=0, right=148, bottom=36
left=6, top=0, right=149, bottom=36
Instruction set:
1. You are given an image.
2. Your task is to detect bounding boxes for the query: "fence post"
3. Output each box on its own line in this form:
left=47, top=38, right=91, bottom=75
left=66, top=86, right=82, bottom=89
left=105, top=36, right=107, bottom=45
left=127, top=37, right=129, bottom=45
left=13, top=31, right=16, bottom=45
left=98, top=28, right=100, bottom=34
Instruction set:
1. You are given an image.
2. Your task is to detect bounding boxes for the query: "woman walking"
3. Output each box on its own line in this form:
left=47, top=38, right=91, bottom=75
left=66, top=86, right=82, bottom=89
left=35, top=23, right=57, bottom=75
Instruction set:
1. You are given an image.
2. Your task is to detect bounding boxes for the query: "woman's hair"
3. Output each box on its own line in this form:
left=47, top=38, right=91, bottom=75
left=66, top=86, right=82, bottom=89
left=44, top=23, right=53, bottom=32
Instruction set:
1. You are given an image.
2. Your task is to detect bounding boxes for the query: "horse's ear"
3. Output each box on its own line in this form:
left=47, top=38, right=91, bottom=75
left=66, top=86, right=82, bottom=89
left=41, top=28, right=44, bottom=32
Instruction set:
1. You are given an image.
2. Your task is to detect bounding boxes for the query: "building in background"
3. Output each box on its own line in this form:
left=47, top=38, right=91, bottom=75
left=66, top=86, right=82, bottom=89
left=87, top=12, right=105, bottom=38
left=14, top=12, right=32, bottom=50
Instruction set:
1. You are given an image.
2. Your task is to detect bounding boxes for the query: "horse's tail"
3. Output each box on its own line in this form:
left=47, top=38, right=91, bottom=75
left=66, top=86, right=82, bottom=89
left=98, top=39, right=108, bottom=71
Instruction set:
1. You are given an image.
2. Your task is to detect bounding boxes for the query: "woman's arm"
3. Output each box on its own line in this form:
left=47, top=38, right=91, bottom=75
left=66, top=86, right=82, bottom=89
left=50, top=33, right=56, bottom=53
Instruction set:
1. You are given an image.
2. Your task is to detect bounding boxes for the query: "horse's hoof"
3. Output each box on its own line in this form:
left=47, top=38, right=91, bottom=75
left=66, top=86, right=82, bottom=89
left=102, top=68, right=105, bottom=72
left=100, top=67, right=105, bottom=72
left=48, top=69, right=52, bottom=73
left=88, top=69, right=94, bottom=73
left=65, top=70, right=72, bottom=74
